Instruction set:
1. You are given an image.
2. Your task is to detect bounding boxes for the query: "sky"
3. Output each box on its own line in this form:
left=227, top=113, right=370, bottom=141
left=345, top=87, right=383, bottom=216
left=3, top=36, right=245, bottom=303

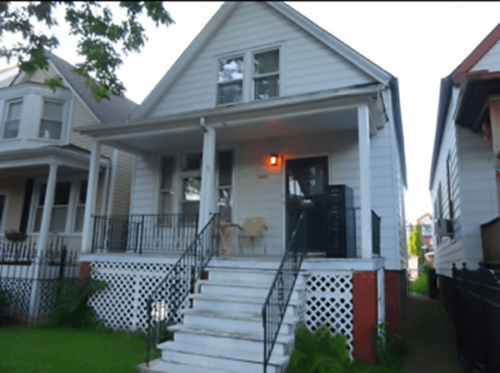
left=2, top=2, right=500, bottom=225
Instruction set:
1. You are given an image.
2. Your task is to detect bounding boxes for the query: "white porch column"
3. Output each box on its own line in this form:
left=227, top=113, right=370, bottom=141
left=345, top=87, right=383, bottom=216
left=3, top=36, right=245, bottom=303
left=81, top=141, right=101, bottom=253
left=358, top=104, right=373, bottom=259
left=198, top=125, right=217, bottom=232
left=37, top=164, right=58, bottom=252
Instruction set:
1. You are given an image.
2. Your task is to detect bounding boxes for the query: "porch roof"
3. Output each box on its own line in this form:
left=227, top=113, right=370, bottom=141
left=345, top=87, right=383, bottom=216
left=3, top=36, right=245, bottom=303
left=0, top=144, right=111, bottom=174
left=74, top=84, right=387, bottom=155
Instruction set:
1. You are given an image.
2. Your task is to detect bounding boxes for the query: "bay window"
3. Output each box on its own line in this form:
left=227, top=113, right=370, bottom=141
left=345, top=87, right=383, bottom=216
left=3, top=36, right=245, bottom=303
left=39, top=100, right=64, bottom=140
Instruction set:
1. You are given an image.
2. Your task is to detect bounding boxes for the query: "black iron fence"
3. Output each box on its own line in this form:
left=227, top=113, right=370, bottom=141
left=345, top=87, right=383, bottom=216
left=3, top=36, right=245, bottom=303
left=453, top=263, right=500, bottom=373
left=262, top=211, right=307, bottom=373
left=0, top=244, right=79, bottom=327
left=145, top=213, right=220, bottom=366
left=92, top=214, right=199, bottom=254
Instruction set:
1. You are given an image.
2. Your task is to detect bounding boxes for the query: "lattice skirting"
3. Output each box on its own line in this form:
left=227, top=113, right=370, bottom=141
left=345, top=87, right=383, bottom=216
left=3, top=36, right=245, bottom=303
left=88, top=261, right=191, bottom=332
left=303, top=272, right=354, bottom=352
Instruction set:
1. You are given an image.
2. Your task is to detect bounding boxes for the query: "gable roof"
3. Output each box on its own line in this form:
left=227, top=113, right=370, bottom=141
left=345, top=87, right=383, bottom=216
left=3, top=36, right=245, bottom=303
left=45, top=51, right=138, bottom=124
left=130, top=1, right=393, bottom=121
left=430, top=23, right=500, bottom=189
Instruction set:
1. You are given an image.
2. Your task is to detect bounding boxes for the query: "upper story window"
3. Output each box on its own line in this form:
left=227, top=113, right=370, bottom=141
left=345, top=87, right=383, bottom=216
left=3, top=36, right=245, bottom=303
left=39, top=100, right=64, bottom=140
left=217, top=57, right=244, bottom=104
left=253, top=49, right=279, bottom=100
left=3, top=100, right=22, bottom=139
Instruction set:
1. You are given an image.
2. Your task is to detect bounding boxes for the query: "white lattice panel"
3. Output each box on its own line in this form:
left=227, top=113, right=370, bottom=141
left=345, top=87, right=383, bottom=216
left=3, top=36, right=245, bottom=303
left=304, top=273, right=354, bottom=352
left=0, top=278, right=31, bottom=317
left=88, top=261, right=191, bottom=331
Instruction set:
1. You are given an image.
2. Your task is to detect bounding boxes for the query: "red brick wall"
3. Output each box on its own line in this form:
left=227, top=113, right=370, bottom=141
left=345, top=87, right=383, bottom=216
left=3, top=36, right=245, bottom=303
left=352, top=271, right=377, bottom=363
left=385, top=271, right=401, bottom=334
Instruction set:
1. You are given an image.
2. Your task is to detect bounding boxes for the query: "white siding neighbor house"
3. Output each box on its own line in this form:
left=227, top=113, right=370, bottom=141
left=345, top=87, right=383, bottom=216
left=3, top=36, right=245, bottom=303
left=430, top=24, right=500, bottom=305
left=0, top=52, right=137, bottom=255
left=76, top=2, right=408, bottom=372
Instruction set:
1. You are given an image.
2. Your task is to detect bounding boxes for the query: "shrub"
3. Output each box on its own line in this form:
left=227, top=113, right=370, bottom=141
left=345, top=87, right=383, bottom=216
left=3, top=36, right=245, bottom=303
left=47, top=273, right=106, bottom=329
left=372, top=322, right=408, bottom=370
left=0, top=288, right=10, bottom=310
left=410, top=271, right=428, bottom=296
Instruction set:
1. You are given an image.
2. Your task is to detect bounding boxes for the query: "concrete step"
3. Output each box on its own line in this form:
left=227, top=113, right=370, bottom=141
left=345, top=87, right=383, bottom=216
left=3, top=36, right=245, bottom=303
left=209, top=258, right=281, bottom=270
left=190, top=292, right=299, bottom=317
left=182, top=308, right=299, bottom=334
left=206, top=267, right=305, bottom=287
left=159, top=341, right=288, bottom=373
left=168, top=324, right=294, bottom=356
left=137, top=359, right=236, bottom=373
left=199, top=280, right=305, bottom=300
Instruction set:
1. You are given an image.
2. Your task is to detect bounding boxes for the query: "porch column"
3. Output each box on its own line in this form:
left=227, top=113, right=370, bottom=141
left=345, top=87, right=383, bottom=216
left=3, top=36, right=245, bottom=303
left=81, top=141, right=101, bottom=253
left=198, top=126, right=216, bottom=232
left=38, top=164, right=58, bottom=252
left=358, top=104, right=372, bottom=259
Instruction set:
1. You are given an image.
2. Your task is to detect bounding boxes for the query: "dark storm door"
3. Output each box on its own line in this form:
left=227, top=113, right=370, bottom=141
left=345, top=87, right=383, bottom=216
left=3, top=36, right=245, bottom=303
left=285, top=156, right=328, bottom=253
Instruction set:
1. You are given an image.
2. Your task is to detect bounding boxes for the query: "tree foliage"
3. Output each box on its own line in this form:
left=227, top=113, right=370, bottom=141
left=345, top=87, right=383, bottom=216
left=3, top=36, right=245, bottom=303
left=0, top=1, right=174, bottom=101
left=408, top=225, right=422, bottom=259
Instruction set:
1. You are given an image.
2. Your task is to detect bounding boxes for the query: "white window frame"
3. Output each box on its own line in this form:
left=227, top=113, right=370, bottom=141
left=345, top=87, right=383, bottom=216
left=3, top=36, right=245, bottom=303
left=216, top=54, right=245, bottom=106
left=251, top=47, right=281, bottom=101
left=216, top=149, right=235, bottom=223
left=29, top=175, right=88, bottom=235
left=159, top=155, right=176, bottom=216
left=179, top=152, right=203, bottom=217
left=38, top=98, right=65, bottom=141
left=2, top=99, right=23, bottom=140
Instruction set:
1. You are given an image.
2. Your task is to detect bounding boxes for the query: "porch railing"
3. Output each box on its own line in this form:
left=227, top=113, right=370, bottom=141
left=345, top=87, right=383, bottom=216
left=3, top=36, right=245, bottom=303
left=262, top=211, right=307, bottom=373
left=372, top=210, right=381, bottom=256
left=0, top=234, right=82, bottom=260
left=92, top=214, right=198, bottom=254
left=145, top=213, right=220, bottom=366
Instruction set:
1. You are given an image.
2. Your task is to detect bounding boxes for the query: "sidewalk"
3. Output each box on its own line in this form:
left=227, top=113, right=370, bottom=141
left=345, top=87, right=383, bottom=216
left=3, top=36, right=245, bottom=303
left=401, top=293, right=462, bottom=373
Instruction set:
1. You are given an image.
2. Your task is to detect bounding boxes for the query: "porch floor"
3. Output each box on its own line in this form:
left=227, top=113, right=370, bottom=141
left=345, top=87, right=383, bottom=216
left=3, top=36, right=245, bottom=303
left=402, top=294, right=461, bottom=373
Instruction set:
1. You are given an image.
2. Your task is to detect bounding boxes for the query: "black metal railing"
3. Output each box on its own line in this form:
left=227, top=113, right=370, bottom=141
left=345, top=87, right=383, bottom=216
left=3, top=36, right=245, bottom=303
left=453, top=263, right=500, bottom=373
left=372, top=210, right=381, bottom=256
left=145, top=213, right=220, bottom=366
left=92, top=214, right=198, bottom=254
left=262, top=211, right=307, bottom=372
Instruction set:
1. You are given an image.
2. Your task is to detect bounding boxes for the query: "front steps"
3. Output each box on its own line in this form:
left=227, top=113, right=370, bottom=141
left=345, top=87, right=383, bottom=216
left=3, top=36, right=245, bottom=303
left=138, top=258, right=304, bottom=373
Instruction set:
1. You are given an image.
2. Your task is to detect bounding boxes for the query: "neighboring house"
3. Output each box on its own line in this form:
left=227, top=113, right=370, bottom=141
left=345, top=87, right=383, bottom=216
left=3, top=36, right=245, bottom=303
left=0, top=51, right=137, bottom=254
left=430, top=24, right=500, bottom=305
left=416, top=212, right=433, bottom=256
left=76, top=2, right=408, bottom=371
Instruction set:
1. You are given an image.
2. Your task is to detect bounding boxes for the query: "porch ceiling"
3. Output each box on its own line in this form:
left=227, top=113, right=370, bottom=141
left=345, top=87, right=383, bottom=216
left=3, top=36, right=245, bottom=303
left=106, top=108, right=358, bottom=154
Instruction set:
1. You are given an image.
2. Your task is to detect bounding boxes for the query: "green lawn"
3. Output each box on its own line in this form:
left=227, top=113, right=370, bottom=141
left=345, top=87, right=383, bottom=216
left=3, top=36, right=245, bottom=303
left=0, top=327, right=149, bottom=373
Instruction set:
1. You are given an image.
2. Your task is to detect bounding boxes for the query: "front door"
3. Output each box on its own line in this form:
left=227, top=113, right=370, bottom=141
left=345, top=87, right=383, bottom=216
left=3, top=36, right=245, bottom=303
left=285, top=156, right=328, bottom=253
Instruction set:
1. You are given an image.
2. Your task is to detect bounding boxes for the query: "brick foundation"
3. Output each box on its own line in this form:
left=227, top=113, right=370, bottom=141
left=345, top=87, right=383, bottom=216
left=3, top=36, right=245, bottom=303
left=385, top=270, right=401, bottom=334
left=78, top=262, right=91, bottom=289
left=352, top=271, right=377, bottom=363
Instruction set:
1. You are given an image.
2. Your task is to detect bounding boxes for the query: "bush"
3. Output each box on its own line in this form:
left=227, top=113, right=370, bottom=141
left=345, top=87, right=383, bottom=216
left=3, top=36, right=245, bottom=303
left=410, top=271, right=428, bottom=295
left=47, top=273, right=106, bottom=329
left=372, top=322, right=408, bottom=370
left=0, top=288, right=10, bottom=310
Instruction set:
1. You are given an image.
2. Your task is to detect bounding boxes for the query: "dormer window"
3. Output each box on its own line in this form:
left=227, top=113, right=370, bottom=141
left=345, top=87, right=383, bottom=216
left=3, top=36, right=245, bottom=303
left=253, top=49, right=279, bottom=100
left=39, top=100, right=63, bottom=140
left=217, top=57, right=244, bottom=104
left=3, top=100, right=22, bottom=139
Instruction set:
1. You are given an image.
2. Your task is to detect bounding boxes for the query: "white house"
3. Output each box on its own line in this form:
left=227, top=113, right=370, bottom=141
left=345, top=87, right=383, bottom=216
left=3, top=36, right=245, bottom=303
left=0, top=51, right=137, bottom=254
left=76, top=2, right=408, bottom=372
left=430, top=24, right=500, bottom=306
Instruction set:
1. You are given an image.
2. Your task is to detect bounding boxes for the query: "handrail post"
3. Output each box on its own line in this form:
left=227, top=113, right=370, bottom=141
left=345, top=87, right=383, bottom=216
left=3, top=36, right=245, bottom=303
left=139, top=215, right=145, bottom=255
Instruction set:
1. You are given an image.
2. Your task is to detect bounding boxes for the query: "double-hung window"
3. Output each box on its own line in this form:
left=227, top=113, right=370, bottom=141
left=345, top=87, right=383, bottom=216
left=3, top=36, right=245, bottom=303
left=3, top=100, right=22, bottom=139
left=217, top=57, right=244, bottom=104
left=34, top=181, right=71, bottom=233
left=217, top=151, right=234, bottom=222
left=73, top=180, right=87, bottom=232
left=253, top=49, right=279, bottom=100
left=39, top=100, right=64, bottom=140
left=160, top=156, right=175, bottom=215
left=180, top=153, right=202, bottom=216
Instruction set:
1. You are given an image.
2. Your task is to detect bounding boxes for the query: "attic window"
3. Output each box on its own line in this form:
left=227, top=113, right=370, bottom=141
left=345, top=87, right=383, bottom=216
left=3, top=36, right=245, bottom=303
left=253, top=49, right=279, bottom=100
left=217, top=57, right=244, bottom=104
left=39, top=100, right=64, bottom=140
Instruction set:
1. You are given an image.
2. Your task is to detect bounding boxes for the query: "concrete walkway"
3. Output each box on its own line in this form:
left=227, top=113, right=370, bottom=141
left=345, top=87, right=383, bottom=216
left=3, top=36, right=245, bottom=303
left=401, top=293, right=462, bottom=373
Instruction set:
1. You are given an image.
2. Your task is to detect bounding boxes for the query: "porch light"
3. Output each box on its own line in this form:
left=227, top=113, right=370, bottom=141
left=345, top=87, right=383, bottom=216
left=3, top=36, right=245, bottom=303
left=268, top=154, right=280, bottom=167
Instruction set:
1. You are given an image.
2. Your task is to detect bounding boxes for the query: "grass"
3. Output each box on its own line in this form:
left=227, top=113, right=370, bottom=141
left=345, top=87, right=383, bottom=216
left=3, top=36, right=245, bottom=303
left=410, top=271, right=429, bottom=296
left=0, top=326, right=151, bottom=373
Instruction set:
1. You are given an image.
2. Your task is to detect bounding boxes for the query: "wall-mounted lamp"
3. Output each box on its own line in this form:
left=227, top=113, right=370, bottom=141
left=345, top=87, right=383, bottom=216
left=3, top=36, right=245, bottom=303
left=268, top=154, right=281, bottom=167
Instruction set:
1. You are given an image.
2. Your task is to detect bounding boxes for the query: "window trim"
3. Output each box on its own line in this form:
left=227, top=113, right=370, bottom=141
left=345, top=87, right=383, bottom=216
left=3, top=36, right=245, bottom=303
left=216, top=54, right=245, bottom=106
left=251, top=47, right=280, bottom=101
left=38, top=98, right=65, bottom=141
left=446, top=154, right=454, bottom=220
left=2, top=99, right=23, bottom=140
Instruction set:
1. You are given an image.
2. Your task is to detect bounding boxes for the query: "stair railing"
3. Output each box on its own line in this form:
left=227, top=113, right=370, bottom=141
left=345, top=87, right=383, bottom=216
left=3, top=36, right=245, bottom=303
left=262, top=212, right=307, bottom=372
left=145, top=213, right=220, bottom=366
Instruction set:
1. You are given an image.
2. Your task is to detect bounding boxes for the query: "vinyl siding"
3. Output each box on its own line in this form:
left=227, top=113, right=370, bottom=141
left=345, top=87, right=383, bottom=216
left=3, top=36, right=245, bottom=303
left=431, top=87, right=463, bottom=277
left=0, top=177, right=27, bottom=232
left=21, top=66, right=60, bottom=85
left=470, top=40, right=500, bottom=72
left=148, top=1, right=373, bottom=118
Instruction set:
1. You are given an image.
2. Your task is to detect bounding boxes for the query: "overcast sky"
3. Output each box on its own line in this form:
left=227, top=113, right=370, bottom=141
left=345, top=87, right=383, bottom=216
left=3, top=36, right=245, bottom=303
left=2, top=2, right=500, bottom=225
